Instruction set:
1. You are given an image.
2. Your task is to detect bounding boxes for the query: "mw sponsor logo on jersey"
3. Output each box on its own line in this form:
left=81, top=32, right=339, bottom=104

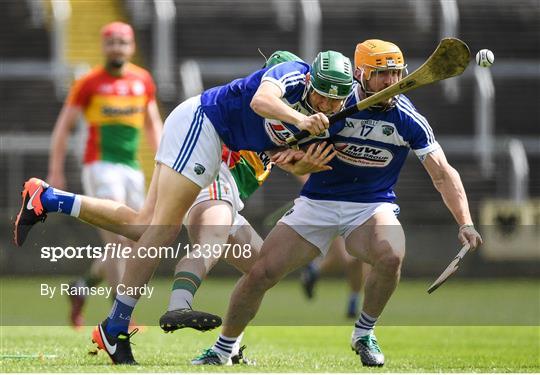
left=335, top=142, right=393, bottom=167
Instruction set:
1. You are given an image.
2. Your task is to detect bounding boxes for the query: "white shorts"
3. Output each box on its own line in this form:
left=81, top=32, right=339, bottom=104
left=279, top=196, right=400, bottom=254
left=184, top=162, right=248, bottom=236
left=82, top=161, right=145, bottom=210
left=155, top=95, right=222, bottom=188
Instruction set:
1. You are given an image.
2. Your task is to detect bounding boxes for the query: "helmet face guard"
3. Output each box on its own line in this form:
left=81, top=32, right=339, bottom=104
left=354, top=39, right=408, bottom=110
left=302, top=50, right=354, bottom=114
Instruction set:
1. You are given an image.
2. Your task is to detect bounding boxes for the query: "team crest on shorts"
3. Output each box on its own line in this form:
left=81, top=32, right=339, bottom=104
left=194, top=163, right=206, bottom=175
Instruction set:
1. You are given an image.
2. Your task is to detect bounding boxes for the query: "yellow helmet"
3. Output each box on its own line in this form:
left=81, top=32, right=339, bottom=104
left=354, top=39, right=406, bottom=80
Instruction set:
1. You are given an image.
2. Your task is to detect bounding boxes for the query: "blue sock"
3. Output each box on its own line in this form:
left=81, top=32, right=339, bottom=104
left=41, top=188, right=81, bottom=216
left=106, top=295, right=137, bottom=336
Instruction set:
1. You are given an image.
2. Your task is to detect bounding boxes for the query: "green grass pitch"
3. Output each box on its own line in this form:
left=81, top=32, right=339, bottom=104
left=1, top=277, right=539, bottom=372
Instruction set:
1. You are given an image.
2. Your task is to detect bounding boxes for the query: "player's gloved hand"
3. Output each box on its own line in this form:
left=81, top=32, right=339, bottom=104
left=458, top=224, right=483, bottom=250
left=297, top=113, right=329, bottom=136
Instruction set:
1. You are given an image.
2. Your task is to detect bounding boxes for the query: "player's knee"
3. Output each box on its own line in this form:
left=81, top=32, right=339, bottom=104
left=373, top=243, right=403, bottom=275
left=378, top=252, right=403, bottom=275
left=247, top=262, right=281, bottom=291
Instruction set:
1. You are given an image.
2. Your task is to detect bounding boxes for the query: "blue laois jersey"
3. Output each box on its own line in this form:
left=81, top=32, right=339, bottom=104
left=200, top=61, right=333, bottom=152
left=301, top=87, right=441, bottom=203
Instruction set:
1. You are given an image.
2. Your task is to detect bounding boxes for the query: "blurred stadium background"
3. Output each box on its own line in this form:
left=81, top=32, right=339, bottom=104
left=1, top=0, right=539, bottom=280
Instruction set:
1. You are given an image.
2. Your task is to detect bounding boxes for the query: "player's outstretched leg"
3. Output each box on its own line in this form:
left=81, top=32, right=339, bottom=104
left=13, top=173, right=151, bottom=247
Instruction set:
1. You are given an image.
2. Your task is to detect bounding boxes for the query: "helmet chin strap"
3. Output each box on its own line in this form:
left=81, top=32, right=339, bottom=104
left=301, top=82, right=317, bottom=115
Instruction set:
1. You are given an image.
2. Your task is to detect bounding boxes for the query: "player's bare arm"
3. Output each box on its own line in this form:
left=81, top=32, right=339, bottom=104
left=144, top=100, right=163, bottom=152
left=47, top=104, right=81, bottom=189
left=422, top=148, right=483, bottom=249
left=251, top=81, right=328, bottom=135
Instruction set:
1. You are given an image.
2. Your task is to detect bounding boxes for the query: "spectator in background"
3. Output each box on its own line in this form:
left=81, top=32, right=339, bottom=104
left=45, top=21, right=162, bottom=329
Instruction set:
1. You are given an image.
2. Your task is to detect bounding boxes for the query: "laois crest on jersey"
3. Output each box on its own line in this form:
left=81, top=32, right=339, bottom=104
left=200, top=61, right=332, bottom=152
left=301, top=86, right=441, bottom=203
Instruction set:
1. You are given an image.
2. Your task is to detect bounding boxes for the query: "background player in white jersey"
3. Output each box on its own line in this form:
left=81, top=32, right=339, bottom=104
left=195, top=40, right=483, bottom=368
left=14, top=50, right=353, bottom=365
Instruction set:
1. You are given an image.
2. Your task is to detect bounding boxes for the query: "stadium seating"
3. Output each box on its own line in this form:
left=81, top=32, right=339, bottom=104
left=0, top=0, right=50, bottom=59
left=0, top=2, right=82, bottom=211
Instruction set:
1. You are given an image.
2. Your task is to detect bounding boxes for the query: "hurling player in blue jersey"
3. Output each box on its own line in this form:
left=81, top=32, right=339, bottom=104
left=14, top=50, right=354, bottom=365
left=195, top=40, right=483, bottom=367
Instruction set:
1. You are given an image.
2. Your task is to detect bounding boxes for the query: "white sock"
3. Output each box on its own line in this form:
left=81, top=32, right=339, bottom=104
left=116, top=294, right=138, bottom=307
left=353, top=311, right=378, bottom=339
left=168, top=289, right=194, bottom=311
left=212, top=334, right=237, bottom=358
left=231, top=332, right=245, bottom=355
left=70, top=195, right=82, bottom=217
